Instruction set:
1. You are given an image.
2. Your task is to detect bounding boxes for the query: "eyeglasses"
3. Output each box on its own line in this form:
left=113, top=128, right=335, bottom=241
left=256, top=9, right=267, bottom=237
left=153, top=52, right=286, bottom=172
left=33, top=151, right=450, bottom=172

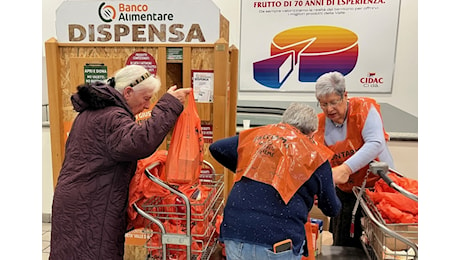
left=317, top=98, right=343, bottom=109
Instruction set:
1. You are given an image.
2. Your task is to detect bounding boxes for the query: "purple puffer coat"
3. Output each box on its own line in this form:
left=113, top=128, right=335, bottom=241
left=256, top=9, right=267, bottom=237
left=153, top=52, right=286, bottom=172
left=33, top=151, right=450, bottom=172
left=50, top=82, right=183, bottom=260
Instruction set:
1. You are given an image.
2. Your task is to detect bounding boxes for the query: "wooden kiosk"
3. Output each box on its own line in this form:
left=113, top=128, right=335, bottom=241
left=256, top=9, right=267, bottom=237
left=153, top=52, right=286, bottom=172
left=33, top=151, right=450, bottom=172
left=46, top=1, right=238, bottom=256
left=45, top=17, right=238, bottom=195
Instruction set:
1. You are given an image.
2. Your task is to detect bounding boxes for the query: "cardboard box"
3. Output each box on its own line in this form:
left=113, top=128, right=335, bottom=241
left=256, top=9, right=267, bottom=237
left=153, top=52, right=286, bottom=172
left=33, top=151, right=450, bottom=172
left=124, top=228, right=150, bottom=260
left=310, top=218, right=323, bottom=256
left=309, top=204, right=330, bottom=232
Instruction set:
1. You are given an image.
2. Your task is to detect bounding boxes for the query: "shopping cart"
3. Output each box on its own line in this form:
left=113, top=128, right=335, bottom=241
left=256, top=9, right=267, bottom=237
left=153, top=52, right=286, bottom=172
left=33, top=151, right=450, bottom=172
left=352, top=162, right=418, bottom=260
left=133, top=160, right=225, bottom=260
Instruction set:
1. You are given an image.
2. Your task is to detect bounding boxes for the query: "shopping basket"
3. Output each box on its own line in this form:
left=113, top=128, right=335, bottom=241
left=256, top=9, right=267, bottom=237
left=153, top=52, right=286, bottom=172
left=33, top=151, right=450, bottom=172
left=133, top=160, right=224, bottom=260
left=353, top=161, right=418, bottom=260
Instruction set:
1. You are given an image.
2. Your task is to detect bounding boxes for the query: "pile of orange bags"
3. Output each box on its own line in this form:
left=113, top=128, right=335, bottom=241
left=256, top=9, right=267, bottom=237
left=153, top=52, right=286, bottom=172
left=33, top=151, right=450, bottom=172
left=127, top=150, right=170, bottom=230
left=142, top=184, right=217, bottom=259
left=127, top=150, right=220, bottom=259
left=365, top=173, right=418, bottom=224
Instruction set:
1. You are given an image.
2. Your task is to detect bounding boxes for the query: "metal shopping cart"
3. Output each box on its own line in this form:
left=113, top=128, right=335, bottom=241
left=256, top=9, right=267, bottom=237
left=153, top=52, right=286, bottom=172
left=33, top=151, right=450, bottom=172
left=133, top=160, right=225, bottom=260
left=352, top=162, right=418, bottom=260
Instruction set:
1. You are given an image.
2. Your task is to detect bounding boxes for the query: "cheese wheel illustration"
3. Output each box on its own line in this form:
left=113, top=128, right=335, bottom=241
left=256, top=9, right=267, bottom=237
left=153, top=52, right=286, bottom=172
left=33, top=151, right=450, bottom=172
left=271, top=25, right=358, bottom=82
left=253, top=25, right=358, bottom=89
left=253, top=50, right=295, bottom=89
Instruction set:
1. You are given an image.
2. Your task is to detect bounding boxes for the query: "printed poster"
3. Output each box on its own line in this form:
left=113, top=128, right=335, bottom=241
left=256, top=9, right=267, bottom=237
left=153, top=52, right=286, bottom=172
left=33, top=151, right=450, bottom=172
left=192, top=70, right=214, bottom=102
left=239, top=0, right=401, bottom=93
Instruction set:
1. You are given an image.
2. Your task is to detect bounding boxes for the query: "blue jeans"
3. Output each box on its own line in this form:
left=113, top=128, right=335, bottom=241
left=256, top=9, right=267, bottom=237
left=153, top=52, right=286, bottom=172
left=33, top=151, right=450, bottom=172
left=224, top=240, right=303, bottom=260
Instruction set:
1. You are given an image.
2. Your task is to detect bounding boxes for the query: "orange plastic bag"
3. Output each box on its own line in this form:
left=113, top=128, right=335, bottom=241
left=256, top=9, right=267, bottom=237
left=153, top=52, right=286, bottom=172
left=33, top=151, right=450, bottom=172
left=374, top=173, right=418, bottom=195
left=165, top=90, right=204, bottom=185
left=366, top=189, right=418, bottom=215
left=127, top=150, right=170, bottom=230
left=376, top=200, right=418, bottom=224
left=236, top=123, right=333, bottom=204
left=366, top=173, right=418, bottom=224
left=301, top=216, right=316, bottom=260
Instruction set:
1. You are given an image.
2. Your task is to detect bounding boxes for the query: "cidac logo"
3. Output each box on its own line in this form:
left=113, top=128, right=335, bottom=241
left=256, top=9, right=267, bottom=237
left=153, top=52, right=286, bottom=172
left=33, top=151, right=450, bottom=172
left=98, top=2, right=116, bottom=23
left=253, top=25, right=359, bottom=89
left=360, top=72, right=384, bottom=88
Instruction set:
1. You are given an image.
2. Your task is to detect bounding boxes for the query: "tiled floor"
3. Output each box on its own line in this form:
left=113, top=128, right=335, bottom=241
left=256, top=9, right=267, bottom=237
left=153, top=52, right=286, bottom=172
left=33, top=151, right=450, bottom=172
left=42, top=222, right=51, bottom=260
left=42, top=222, right=333, bottom=260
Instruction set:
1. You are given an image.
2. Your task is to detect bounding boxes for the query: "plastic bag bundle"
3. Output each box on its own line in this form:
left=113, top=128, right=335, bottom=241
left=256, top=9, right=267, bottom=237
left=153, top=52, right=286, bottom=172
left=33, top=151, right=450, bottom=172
left=366, top=173, right=418, bottom=224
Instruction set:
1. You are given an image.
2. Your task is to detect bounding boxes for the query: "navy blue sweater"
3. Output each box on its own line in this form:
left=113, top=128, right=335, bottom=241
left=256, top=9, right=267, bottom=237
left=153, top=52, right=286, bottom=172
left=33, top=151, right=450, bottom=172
left=209, top=135, right=341, bottom=256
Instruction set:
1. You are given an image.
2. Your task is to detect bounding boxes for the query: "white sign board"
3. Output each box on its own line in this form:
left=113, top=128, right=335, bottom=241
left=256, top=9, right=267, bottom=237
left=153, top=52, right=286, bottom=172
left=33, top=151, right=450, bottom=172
left=192, top=71, right=214, bottom=102
left=239, top=0, right=401, bottom=93
left=56, top=0, right=220, bottom=44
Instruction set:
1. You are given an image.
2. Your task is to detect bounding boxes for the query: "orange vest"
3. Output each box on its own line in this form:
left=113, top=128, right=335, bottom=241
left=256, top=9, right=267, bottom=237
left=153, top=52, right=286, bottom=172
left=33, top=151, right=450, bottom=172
left=316, top=97, right=389, bottom=193
left=236, top=123, right=333, bottom=204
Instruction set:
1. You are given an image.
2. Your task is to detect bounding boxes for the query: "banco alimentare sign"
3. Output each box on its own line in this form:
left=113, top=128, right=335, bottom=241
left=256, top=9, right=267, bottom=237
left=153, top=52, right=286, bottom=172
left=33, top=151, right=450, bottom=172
left=56, top=0, right=220, bottom=43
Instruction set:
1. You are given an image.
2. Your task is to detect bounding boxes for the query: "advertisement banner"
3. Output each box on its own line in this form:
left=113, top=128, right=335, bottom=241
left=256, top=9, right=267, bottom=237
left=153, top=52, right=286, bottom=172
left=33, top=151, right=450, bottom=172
left=239, top=0, right=401, bottom=93
left=56, top=0, right=220, bottom=44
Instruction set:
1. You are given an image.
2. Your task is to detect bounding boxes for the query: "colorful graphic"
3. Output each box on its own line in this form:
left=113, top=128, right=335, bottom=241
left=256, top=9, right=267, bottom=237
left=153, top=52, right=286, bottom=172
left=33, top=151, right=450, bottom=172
left=253, top=25, right=359, bottom=89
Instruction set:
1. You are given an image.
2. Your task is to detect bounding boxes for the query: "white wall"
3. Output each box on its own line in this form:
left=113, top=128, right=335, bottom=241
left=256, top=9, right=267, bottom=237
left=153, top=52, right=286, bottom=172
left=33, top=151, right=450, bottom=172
left=388, top=141, right=418, bottom=180
left=42, top=0, right=418, bottom=215
left=42, top=127, right=54, bottom=216
left=42, top=0, right=417, bottom=117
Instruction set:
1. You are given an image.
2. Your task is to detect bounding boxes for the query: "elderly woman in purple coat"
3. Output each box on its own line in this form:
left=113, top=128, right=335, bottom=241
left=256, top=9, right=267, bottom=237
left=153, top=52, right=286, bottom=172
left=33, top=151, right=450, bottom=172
left=50, top=65, right=191, bottom=259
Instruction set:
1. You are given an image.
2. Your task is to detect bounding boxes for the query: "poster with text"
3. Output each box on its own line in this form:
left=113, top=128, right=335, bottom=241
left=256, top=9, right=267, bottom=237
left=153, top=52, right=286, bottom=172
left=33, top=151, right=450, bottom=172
left=239, top=0, right=401, bottom=93
left=192, top=70, right=214, bottom=102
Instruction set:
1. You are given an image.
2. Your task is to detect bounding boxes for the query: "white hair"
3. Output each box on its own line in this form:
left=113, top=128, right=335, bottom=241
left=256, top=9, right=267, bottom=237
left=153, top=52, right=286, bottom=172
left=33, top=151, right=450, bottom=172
left=112, top=65, right=161, bottom=94
left=281, top=103, right=318, bottom=135
left=315, top=71, right=346, bottom=99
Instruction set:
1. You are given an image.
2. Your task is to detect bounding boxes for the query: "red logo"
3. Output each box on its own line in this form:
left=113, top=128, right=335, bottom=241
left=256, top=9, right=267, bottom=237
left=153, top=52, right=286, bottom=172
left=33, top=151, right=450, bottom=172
left=360, top=72, right=383, bottom=87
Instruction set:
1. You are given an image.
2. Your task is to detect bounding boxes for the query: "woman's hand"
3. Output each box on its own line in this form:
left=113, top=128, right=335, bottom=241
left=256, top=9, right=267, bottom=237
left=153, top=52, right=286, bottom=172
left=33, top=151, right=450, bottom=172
left=167, top=85, right=192, bottom=104
left=332, top=164, right=353, bottom=184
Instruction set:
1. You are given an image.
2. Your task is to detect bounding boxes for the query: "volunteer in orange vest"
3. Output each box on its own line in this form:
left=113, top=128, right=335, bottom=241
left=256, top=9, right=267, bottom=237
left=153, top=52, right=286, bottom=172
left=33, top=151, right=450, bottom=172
left=314, top=71, right=394, bottom=248
left=209, top=103, right=341, bottom=259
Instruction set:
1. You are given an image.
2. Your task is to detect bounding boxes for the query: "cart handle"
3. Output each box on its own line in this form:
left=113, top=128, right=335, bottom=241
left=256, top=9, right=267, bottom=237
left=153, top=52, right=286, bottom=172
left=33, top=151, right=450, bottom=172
left=136, top=159, right=216, bottom=260
left=369, top=161, right=418, bottom=202
left=132, top=203, right=168, bottom=260
left=144, top=165, right=193, bottom=259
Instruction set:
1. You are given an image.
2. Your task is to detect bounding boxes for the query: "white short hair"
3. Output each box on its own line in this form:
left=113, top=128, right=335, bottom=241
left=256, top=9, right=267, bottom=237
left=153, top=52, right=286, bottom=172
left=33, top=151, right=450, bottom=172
left=315, top=71, right=346, bottom=99
left=112, top=65, right=161, bottom=94
left=281, top=103, right=318, bottom=135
